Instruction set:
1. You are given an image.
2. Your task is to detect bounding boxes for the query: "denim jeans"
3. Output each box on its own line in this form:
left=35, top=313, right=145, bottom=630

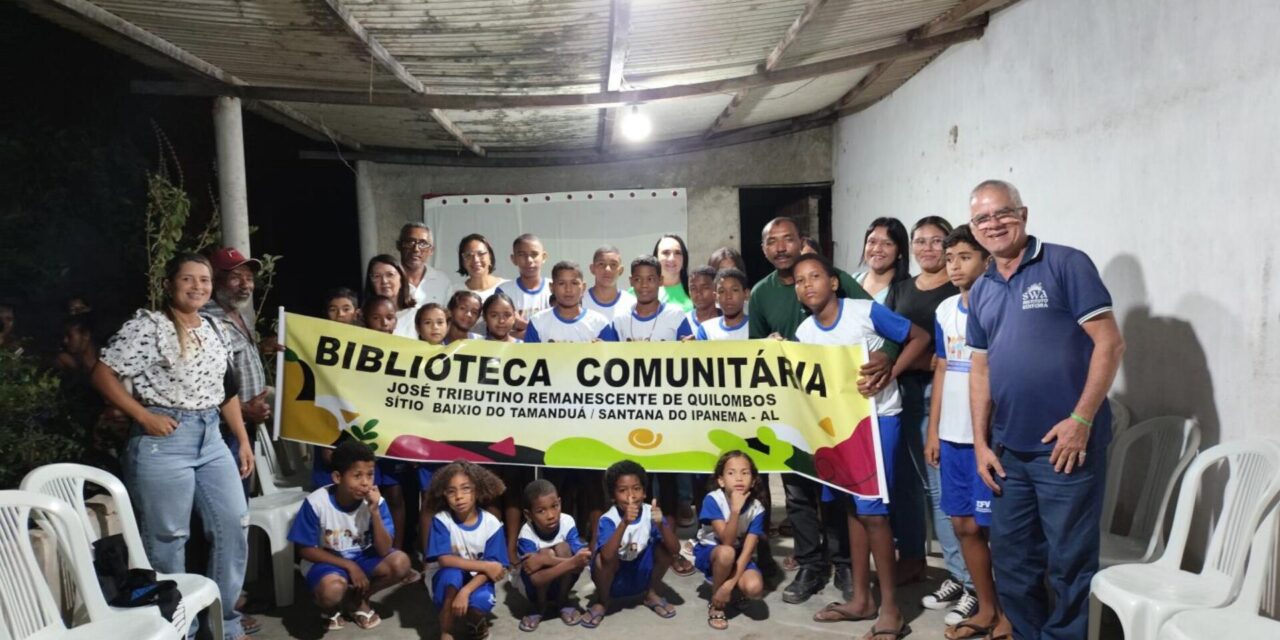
left=125, top=407, right=248, bottom=640
left=892, top=377, right=971, bottom=587
left=991, top=447, right=1105, bottom=640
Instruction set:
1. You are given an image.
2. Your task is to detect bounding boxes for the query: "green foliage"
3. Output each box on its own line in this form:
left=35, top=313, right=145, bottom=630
left=144, top=171, right=192, bottom=310
left=349, top=419, right=380, bottom=452
left=0, top=350, right=86, bottom=488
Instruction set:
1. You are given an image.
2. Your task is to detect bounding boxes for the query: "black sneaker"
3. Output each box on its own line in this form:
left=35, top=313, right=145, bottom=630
left=781, top=567, right=828, bottom=604
left=945, top=590, right=980, bottom=626
left=921, top=577, right=964, bottom=610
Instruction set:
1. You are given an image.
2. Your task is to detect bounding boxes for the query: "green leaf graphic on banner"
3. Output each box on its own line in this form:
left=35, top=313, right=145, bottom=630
left=544, top=437, right=718, bottom=469
left=706, top=426, right=795, bottom=471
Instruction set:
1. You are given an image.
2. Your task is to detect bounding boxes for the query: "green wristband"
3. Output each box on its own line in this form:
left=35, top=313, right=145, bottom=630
left=1070, top=412, right=1093, bottom=428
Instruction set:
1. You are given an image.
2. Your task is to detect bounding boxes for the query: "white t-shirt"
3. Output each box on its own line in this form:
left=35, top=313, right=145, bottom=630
left=407, top=266, right=454, bottom=308
left=393, top=307, right=420, bottom=339
left=693, top=489, right=766, bottom=548
left=934, top=293, right=975, bottom=444
left=611, top=303, right=693, bottom=342
left=454, top=278, right=508, bottom=304
left=583, top=287, right=635, bottom=322
left=524, top=307, right=617, bottom=343
left=696, top=316, right=750, bottom=341
left=795, top=298, right=912, bottom=416
left=498, top=278, right=553, bottom=321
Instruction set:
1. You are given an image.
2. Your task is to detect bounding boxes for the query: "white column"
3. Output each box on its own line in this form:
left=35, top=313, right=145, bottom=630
left=213, top=96, right=250, bottom=253
left=356, top=160, right=379, bottom=271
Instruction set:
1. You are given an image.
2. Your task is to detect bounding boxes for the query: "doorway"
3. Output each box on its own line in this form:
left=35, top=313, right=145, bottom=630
left=738, top=184, right=833, bottom=284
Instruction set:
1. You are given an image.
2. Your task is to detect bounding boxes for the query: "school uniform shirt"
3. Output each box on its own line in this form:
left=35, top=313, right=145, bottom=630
left=611, top=303, right=693, bottom=342
left=288, top=486, right=394, bottom=572
left=426, top=510, right=509, bottom=573
left=795, top=298, right=912, bottom=416
left=966, top=237, right=1114, bottom=452
left=594, top=503, right=661, bottom=562
left=693, top=490, right=766, bottom=548
left=498, top=278, right=553, bottom=321
left=934, top=293, right=976, bottom=444
left=524, top=307, right=618, bottom=343
left=583, top=288, right=635, bottom=322
left=516, top=513, right=587, bottom=557
left=696, top=316, right=750, bottom=341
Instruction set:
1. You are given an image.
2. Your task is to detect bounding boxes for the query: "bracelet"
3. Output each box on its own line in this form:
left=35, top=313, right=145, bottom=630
left=1070, top=412, right=1093, bottom=428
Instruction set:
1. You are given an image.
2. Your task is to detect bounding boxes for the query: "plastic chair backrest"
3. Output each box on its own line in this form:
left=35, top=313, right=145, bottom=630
left=1158, top=439, right=1280, bottom=587
left=0, top=491, right=112, bottom=638
left=1108, top=397, right=1132, bottom=446
left=21, top=463, right=152, bottom=572
left=1101, top=417, right=1201, bottom=547
left=255, top=424, right=288, bottom=496
left=1232, top=505, right=1279, bottom=613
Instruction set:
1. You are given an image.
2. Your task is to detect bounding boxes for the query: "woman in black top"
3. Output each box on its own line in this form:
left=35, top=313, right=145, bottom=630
left=885, top=217, right=970, bottom=611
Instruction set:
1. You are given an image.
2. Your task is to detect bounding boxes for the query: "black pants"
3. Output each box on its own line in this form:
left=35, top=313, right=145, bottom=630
left=784, top=473, right=850, bottom=570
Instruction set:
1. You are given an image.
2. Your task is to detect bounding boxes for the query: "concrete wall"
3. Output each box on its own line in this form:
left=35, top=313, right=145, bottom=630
left=363, top=127, right=831, bottom=268
left=831, top=0, right=1280, bottom=444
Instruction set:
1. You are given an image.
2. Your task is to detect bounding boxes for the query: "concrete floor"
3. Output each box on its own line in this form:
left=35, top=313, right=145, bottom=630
left=251, top=477, right=961, bottom=640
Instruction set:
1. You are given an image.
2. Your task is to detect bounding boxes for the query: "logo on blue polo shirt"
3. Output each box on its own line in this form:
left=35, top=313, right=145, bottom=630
left=1021, top=282, right=1049, bottom=310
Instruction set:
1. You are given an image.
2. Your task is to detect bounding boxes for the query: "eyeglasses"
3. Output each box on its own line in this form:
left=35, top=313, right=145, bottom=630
left=971, top=207, right=1025, bottom=227
left=911, top=237, right=945, bottom=248
left=401, top=239, right=433, bottom=250
left=462, top=251, right=489, bottom=260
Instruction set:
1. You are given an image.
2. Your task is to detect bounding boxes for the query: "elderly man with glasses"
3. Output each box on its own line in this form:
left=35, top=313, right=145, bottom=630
left=965, top=180, right=1125, bottom=640
left=394, top=222, right=454, bottom=338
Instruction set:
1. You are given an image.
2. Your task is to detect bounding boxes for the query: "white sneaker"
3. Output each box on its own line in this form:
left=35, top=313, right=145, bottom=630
left=944, top=591, right=980, bottom=626
left=921, top=577, right=964, bottom=610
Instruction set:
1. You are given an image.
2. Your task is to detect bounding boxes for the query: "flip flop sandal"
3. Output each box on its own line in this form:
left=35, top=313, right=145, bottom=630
left=559, top=606, right=582, bottom=626
left=351, top=609, right=381, bottom=630
left=863, top=623, right=912, bottom=639
left=401, top=568, right=422, bottom=585
left=580, top=607, right=606, bottom=629
left=323, top=611, right=345, bottom=631
left=988, top=633, right=1013, bottom=640
left=672, top=556, right=698, bottom=577
left=707, top=604, right=729, bottom=630
left=240, top=615, right=262, bottom=635
left=782, top=555, right=800, bottom=571
left=945, top=621, right=994, bottom=640
left=813, top=601, right=877, bottom=623
left=518, top=613, right=542, bottom=632
left=644, top=597, right=678, bottom=619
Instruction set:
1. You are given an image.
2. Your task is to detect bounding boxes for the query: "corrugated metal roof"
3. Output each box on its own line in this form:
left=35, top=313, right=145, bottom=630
left=781, top=0, right=958, bottom=66
left=93, top=0, right=406, bottom=91
left=732, top=67, right=872, bottom=129
left=842, top=47, right=944, bottom=112
left=280, top=102, right=456, bottom=149
left=443, top=108, right=601, bottom=149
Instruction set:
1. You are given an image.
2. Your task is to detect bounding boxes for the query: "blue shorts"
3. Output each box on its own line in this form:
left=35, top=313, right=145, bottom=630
left=595, top=543, right=655, bottom=599
left=515, top=565, right=580, bottom=602
left=692, top=543, right=758, bottom=582
left=819, top=415, right=899, bottom=516
left=431, top=567, right=497, bottom=613
left=304, top=550, right=388, bottom=591
left=940, top=441, right=993, bottom=527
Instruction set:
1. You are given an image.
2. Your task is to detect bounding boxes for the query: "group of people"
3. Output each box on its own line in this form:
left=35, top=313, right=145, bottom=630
left=67, top=177, right=1121, bottom=640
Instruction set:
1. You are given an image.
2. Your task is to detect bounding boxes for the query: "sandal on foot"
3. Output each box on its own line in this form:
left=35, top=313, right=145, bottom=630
left=518, top=613, right=542, bottom=632
left=782, top=555, right=800, bottom=571
left=672, top=555, right=697, bottom=577
left=813, top=601, right=876, bottom=623
left=323, top=611, right=345, bottom=631
left=559, top=606, right=582, bottom=626
left=707, top=604, right=728, bottom=631
left=466, top=618, right=490, bottom=640
left=580, top=606, right=605, bottom=629
left=401, top=568, right=422, bottom=585
left=945, top=620, right=994, bottom=640
left=351, top=608, right=381, bottom=630
left=861, top=623, right=911, bottom=640
left=644, top=597, right=677, bottom=619
left=240, top=614, right=262, bottom=635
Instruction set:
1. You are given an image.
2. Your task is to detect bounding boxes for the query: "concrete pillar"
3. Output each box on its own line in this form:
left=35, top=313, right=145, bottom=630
left=355, top=160, right=379, bottom=271
left=213, top=96, right=250, bottom=253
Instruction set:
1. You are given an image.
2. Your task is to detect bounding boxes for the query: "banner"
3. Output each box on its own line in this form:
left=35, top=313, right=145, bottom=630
left=276, top=312, right=887, bottom=499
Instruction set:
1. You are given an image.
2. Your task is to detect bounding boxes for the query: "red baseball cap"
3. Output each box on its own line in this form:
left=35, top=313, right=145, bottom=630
left=208, top=247, right=262, bottom=272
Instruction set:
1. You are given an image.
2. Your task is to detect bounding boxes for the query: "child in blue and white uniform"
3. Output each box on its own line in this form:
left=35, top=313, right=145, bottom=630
left=792, top=252, right=930, bottom=635
left=513, top=480, right=591, bottom=631
left=693, top=450, right=767, bottom=631
left=611, top=255, right=693, bottom=342
left=524, top=261, right=618, bottom=343
left=583, top=245, right=636, bottom=321
left=695, top=268, right=750, bottom=341
left=498, top=233, right=552, bottom=340
left=684, top=266, right=721, bottom=338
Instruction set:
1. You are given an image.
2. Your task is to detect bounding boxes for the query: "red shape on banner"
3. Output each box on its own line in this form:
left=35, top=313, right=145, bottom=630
left=489, top=437, right=516, bottom=457
left=813, top=416, right=880, bottom=497
left=386, top=434, right=493, bottom=463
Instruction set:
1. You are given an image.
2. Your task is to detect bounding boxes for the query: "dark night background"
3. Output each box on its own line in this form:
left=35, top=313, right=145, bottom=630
left=0, top=3, right=362, bottom=357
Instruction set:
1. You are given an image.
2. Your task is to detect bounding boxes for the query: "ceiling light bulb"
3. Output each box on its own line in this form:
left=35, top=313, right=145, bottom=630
left=620, top=105, right=652, bottom=142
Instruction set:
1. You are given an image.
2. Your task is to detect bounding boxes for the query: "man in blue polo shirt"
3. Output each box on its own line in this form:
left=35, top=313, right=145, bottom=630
left=966, top=180, right=1125, bottom=640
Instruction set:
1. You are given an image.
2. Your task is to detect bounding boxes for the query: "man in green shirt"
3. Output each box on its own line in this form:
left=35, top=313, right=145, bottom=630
left=749, top=216, right=898, bottom=605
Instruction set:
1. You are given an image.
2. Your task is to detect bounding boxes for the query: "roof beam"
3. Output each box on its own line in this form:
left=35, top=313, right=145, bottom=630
left=133, top=23, right=985, bottom=111
left=599, top=0, right=631, bottom=151
left=821, top=0, right=993, bottom=116
left=317, top=0, right=484, bottom=157
left=704, top=0, right=829, bottom=138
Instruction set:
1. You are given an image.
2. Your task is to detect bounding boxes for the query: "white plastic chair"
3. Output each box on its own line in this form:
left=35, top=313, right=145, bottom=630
left=1157, top=505, right=1280, bottom=638
left=1100, top=417, right=1201, bottom=567
left=0, top=490, right=173, bottom=640
left=1089, top=439, right=1280, bottom=640
left=20, top=464, right=223, bottom=640
left=253, top=425, right=308, bottom=497
left=1108, top=397, right=1132, bottom=452
left=246, top=433, right=305, bottom=607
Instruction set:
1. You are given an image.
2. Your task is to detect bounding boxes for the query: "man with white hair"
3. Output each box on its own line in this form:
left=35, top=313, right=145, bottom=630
left=966, top=180, right=1125, bottom=639
left=395, top=222, right=454, bottom=337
